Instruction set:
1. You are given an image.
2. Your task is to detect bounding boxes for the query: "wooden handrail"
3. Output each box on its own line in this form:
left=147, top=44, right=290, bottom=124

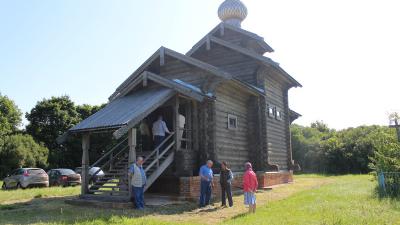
left=91, top=136, right=128, bottom=168
left=144, top=141, right=175, bottom=173
left=143, top=132, right=175, bottom=163
left=90, top=145, right=129, bottom=179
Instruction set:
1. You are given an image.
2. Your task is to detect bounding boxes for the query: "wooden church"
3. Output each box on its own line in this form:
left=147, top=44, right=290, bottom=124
left=60, top=0, right=302, bottom=201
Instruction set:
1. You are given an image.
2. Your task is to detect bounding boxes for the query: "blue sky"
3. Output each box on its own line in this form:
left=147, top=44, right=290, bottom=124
left=1, top=0, right=399, bottom=129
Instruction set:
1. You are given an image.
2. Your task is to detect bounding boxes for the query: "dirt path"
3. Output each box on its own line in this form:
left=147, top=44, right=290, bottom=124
left=149, top=176, right=335, bottom=225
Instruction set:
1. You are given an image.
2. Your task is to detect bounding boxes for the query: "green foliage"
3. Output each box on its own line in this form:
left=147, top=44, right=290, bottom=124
left=25, top=96, right=109, bottom=168
left=292, top=122, right=398, bottom=174
left=26, top=96, right=79, bottom=151
left=0, top=93, right=22, bottom=137
left=0, top=134, right=48, bottom=177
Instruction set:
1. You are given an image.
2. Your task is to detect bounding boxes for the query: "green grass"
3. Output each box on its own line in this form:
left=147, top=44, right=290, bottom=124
left=0, top=184, right=80, bottom=204
left=226, top=175, right=400, bottom=225
left=1, top=175, right=399, bottom=225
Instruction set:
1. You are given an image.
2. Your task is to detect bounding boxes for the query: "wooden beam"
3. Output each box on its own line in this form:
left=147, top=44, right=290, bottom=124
left=192, top=101, right=199, bottom=154
left=160, top=47, right=165, bottom=66
left=109, top=49, right=161, bottom=101
left=164, top=48, right=232, bottom=80
left=208, top=36, right=302, bottom=87
left=111, top=73, right=144, bottom=102
left=146, top=71, right=205, bottom=102
left=219, top=23, right=225, bottom=36
left=143, top=72, right=148, bottom=87
left=128, top=128, right=137, bottom=199
left=81, top=133, right=90, bottom=195
left=206, top=36, right=211, bottom=51
left=174, top=96, right=181, bottom=151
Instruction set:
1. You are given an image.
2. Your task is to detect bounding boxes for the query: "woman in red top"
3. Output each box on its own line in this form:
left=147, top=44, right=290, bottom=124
left=243, top=162, right=258, bottom=213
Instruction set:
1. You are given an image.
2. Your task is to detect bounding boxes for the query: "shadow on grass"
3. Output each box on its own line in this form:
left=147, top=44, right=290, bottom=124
left=0, top=196, right=199, bottom=225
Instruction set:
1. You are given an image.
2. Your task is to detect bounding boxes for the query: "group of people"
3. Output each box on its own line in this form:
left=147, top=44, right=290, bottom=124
left=128, top=157, right=259, bottom=213
left=199, top=160, right=258, bottom=213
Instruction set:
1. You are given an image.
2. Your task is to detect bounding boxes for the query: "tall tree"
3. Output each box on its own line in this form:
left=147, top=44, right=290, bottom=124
left=26, top=96, right=109, bottom=168
left=0, top=93, right=22, bottom=137
left=26, top=96, right=80, bottom=167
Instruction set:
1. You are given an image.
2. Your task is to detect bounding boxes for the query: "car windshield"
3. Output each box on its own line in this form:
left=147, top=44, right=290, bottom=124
left=28, top=169, right=45, bottom=175
left=58, top=169, right=76, bottom=175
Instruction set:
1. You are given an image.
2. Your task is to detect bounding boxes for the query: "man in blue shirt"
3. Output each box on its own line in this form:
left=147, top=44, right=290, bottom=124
left=129, top=156, right=147, bottom=209
left=199, top=160, right=214, bottom=207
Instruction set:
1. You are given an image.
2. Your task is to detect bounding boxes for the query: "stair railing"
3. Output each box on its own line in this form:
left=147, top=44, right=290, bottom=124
left=143, top=132, right=175, bottom=163
left=91, top=136, right=128, bottom=168
left=88, top=137, right=129, bottom=183
left=143, top=132, right=175, bottom=173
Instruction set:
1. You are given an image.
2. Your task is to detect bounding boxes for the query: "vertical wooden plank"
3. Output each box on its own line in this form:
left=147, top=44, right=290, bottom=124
left=174, top=96, right=181, bottom=151
left=143, top=72, right=148, bottom=87
left=128, top=128, right=137, bottom=199
left=283, top=88, right=292, bottom=170
left=160, top=47, right=165, bottom=66
left=206, top=36, right=211, bottom=51
left=192, top=100, right=199, bottom=173
left=81, top=133, right=90, bottom=195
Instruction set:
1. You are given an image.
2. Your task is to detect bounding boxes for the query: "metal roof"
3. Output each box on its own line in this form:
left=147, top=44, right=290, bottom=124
left=70, top=87, right=175, bottom=133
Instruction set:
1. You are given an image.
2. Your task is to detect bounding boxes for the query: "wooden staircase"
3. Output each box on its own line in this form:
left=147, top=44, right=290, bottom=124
left=81, top=133, right=176, bottom=202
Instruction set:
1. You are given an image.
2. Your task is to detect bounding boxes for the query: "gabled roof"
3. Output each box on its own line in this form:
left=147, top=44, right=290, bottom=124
left=58, top=71, right=211, bottom=141
left=109, top=47, right=232, bottom=101
left=289, top=109, right=302, bottom=123
left=114, top=71, right=207, bottom=102
left=70, top=87, right=176, bottom=134
left=188, top=36, right=302, bottom=88
left=187, top=23, right=274, bottom=55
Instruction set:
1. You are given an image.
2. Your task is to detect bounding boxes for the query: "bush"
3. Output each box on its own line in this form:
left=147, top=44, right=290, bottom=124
left=0, top=134, right=48, bottom=178
left=292, top=123, right=397, bottom=174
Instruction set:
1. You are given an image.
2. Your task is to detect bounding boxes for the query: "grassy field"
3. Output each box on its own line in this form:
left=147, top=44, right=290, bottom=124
left=0, top=175, right=399, bottom=225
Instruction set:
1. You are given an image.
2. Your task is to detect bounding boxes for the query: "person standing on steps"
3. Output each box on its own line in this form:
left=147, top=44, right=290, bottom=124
left=220, top=161, right=234, bottom=207
left=139, top=118, right=151, bottom=152
left=243, top=162, right=258, bottom=214
left=129, top=156, right=147, bottom=210
left=152, top=115, right=171, bottom=149
left=199, top=160, right=214, bottom=207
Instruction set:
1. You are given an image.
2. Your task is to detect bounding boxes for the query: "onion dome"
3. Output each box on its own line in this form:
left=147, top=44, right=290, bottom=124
left=218, top=0, right=248, bottom=27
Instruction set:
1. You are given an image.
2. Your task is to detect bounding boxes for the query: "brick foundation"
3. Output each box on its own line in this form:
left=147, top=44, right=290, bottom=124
left=178, top=171, right=293, bottom=201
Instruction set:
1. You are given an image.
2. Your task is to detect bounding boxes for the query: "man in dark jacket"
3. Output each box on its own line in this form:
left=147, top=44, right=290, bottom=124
left=220, top=161, right=233, bottom=207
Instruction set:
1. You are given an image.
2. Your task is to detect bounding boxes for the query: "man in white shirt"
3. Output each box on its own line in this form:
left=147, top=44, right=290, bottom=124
left=152, top=115, right=171, bottom=149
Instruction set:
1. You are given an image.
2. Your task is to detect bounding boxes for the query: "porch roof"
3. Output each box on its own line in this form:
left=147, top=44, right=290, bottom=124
left=69, top=87, right=176, bottom=133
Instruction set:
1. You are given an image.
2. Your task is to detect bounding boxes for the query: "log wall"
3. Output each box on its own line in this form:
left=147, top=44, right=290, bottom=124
left=214, top=82, right=252, bottom=171
left=264, top=72, right=290, bottom=170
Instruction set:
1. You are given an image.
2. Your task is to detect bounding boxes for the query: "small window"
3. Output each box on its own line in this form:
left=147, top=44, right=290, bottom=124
left=227, top=114, right=238, bottom=130
left=276, top=109, right=284, bottom=121
left=268, top=105, right=275, bottom=118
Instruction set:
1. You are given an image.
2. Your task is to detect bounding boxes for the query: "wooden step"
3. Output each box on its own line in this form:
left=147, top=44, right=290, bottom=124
left=89, top=190, right=129, bottom=195
left=104, top=173, right=125, bottom=176
left=90, top=185, right=127, bottom=189
left=95, top=180, right=127, bottom=184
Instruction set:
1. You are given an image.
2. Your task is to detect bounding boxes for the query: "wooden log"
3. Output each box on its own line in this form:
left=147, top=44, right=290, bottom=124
left=81, top=133, right=90, bottom=195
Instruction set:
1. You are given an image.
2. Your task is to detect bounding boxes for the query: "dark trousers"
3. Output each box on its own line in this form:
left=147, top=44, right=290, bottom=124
left=141, top=135, right=151, bottom=151
left=154, top=135, right=165, bottom=150
left=133, top=186, right=145, bottom=209
left=221, top=183, right=233, bottom=207
left=199, top=180, right=212, bottom=207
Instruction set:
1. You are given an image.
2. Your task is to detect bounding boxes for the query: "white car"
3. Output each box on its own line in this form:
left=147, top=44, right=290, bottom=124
left=2, top=168, right=49, bottom=189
